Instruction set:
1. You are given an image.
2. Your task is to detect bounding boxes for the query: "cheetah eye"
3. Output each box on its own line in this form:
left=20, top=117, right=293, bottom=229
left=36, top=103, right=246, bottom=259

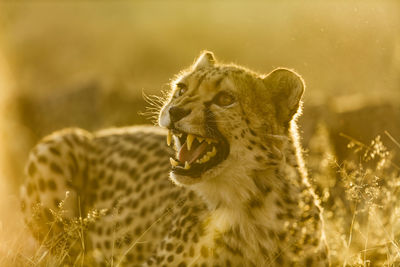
left=215, top=91, right=235, bottom=107
left=176, top=83, right=187, bottom=97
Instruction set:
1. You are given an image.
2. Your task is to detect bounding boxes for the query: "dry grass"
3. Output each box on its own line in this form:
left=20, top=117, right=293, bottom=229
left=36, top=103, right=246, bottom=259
left=308, top=126, right=400, bottom=266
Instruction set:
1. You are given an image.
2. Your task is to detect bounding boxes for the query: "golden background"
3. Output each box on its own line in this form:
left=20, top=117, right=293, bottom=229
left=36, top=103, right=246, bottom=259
left=0, top=1, right=399, bottom=265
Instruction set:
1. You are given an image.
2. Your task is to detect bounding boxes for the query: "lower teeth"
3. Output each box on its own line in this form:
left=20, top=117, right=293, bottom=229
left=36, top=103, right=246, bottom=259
left=184, top=161, right=191, bottom=169
left=170, top=157, right=179, bottom=167
left=168, top=133, right=219, bottom=169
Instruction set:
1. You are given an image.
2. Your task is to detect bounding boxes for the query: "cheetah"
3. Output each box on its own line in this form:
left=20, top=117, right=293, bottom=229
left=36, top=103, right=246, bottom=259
left=21, top=51, right=330, bottom=266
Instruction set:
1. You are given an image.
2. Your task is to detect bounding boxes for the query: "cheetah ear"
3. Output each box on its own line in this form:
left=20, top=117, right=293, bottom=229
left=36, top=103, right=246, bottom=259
left=263, top=68, right=305, bottom=124
left=193, top=51, right=216, bottom=70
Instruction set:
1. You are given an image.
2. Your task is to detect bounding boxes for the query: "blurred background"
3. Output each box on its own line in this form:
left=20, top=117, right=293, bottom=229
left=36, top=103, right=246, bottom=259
left=0, top=0, right=399, bottom=264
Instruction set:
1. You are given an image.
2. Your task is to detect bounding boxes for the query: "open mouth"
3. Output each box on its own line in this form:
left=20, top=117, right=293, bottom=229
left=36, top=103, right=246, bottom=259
left=166, top=129, right=230, bottom=178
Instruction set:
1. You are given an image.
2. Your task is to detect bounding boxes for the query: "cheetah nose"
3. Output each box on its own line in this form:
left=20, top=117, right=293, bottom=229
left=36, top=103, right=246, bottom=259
left=169, top=106, right=191, bottom=123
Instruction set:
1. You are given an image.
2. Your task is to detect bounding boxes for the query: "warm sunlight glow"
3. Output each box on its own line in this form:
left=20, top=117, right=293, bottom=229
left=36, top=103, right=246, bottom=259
left=0, top=1, right=399, bottom=266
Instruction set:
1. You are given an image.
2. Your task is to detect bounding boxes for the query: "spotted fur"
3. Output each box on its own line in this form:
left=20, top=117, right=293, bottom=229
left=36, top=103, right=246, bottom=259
left=21, top=51, right=330, bottom=266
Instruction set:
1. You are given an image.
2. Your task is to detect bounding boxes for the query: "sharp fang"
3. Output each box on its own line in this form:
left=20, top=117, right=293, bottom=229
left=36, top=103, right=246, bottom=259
left=207, top=146, right=217, bottom=158
left=184, top=161, right=191, bottom=169
left=170, top=157, right=179, bottom=167
left=167, top=130, right=172, bottom=146
left=197, top=137, right=204, bottom=143
left=201, top=155, right=210, bottom=163
left=187, top=134, right=195, bottom=150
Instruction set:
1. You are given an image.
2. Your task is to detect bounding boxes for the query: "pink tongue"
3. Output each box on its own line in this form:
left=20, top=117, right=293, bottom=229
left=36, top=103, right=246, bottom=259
left=178, top=142, right=209, bottom=164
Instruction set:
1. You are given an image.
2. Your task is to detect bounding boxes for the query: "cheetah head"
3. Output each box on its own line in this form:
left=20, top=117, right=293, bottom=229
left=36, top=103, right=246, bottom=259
left=159, top=51, right=304, bottom=186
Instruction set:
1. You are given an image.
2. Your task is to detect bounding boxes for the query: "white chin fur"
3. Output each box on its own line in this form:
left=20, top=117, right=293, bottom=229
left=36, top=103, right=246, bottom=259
left=169, top=172, right=201, bottom=186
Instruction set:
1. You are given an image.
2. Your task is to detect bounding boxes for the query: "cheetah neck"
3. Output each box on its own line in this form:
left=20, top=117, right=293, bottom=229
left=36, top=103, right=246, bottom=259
left=189, top=129, right=320, bottom=263
left=192, top=131, right=306, bottom=212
